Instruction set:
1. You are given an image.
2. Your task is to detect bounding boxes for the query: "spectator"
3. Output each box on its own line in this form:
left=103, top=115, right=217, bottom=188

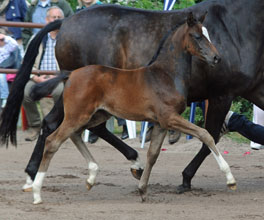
left=22, top=0, right=73, bottom=49
left=4, top=0, right=27, bottom=42
left=219, top=110, right=264, bottom=150
left=250, top=105, right=264, bottom=150
left=22, top=6, right=64, bottom=141
left=0, top=27, right=20, bottom=110
left=76, top=0, right=102, bottom=11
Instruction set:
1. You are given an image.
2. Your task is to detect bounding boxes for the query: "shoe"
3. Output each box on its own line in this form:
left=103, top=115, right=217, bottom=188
left=121, top=125, right=129, bottom=140
left=140, top=126, right=153, bottom=143
left=219, top=111, right=233, bottom=137
left=25, top=127, right=40, bottom=141
left=251, top=145, right=264, bottom=150
left=168, top=130, right=181, bottom=145
left=88, top=133, right=98, bottom=144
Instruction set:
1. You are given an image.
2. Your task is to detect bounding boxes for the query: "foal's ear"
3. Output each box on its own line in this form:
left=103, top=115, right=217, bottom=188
left=187, top=12, right=197, bottom=27
left=198, top=11, right=208, bottom=23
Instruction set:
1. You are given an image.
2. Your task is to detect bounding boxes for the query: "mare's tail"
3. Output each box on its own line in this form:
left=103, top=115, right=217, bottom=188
left=0, top=19, right=63, bottom=146
left=30, top=72, right=70, bottom=101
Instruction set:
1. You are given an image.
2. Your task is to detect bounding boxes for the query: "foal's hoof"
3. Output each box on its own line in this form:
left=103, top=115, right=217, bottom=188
left=130, top=168, right=144, bottom=180
left=33, top=199, right=43, bottom=205
left=138, top=188, right=147, bottom=202
left=86, top=182, right=94, bottom=191
left=168, top=130, right=181, bottom=145
left=22, top=182, right=33, bottom=192
left=175, top=184, right=191, bottom=194
left=228, top=183, right=237, bottom=191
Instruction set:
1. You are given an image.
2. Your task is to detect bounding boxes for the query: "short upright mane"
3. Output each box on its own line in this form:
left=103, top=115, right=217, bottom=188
left=147, top=23, right=182, bottom=66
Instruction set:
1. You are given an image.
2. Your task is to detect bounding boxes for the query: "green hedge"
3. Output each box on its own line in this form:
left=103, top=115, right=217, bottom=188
left=66, top=0, right=200, bottom=11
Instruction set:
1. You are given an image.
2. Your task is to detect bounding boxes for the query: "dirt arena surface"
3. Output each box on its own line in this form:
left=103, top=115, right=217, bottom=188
left=0, top=129, right=264, bottom=220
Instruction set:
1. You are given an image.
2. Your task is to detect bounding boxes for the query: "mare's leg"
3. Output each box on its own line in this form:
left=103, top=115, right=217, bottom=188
left=138, top=124, right=167, bottom=201
left=70, top=132, right=99, bottom=190
left=23, top=96, right=65, bottom=192
left=178, top=98, right=232, bottom=193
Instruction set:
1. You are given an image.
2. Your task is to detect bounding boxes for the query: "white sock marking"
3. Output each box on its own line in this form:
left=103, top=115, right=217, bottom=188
left=33, top=172, right=46, bottom=204
left=211, top=151, right=236, bottom=185
left=22, top=174, right=33, bottom=190
left=87, top=162, right=99, bottom=186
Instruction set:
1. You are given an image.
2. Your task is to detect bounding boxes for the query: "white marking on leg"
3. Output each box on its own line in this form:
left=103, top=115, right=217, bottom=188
left=32, top=172, right=46, bottom=204
left=211, top=151, right=236, bottom=186
left=22, top=174, right=33, bottom=191
left=87, top=162, right=99, bottom=186
left=130, top=155, right=144, bottom=170
left=202, top=26, right=211, bottom=42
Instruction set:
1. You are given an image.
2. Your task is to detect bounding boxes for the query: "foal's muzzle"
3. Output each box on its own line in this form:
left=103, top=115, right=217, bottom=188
left=213, top=55, right=221, bottom=64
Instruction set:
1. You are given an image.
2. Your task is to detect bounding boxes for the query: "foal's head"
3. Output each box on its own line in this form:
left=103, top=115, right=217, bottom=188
left=182, top=12, right=221, bottom=66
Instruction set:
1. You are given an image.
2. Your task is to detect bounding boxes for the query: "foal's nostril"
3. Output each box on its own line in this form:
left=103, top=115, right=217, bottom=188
left=214, top=55, right=221, bottom=64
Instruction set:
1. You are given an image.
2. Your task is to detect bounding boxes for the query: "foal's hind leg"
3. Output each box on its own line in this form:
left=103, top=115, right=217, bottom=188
left=138, top=124, right=167, bottom=201
left=89, top=117, right=144, bottom=180
left=70, top=132, right=99, bottom=190
left=167, top=115, right=236, bottom=190
left=32, top=120, right=82, bottom=204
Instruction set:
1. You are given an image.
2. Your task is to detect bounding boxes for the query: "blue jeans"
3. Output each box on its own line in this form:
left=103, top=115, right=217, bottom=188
left=228, top=112, right=264, bottom=145
left=0, top=74, right=9, bottom=99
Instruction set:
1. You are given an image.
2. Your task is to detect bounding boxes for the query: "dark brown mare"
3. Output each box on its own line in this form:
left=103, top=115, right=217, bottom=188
left=30, top=13, right=235, bottom=204
left=1, top=0, right=264, bottom=194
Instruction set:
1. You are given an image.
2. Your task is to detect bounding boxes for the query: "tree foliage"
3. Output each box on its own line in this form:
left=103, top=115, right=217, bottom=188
left=66, top=0, right=201, bottom=11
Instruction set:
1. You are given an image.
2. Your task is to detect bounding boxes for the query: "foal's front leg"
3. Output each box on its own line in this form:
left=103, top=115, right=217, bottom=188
left=168, top=115, right=236, bottom=190
left=138, top=124, right=167, bottom=201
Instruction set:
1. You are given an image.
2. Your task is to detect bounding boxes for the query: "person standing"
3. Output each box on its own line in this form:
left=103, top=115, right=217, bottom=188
left=22, top=6, right=64, bottom=141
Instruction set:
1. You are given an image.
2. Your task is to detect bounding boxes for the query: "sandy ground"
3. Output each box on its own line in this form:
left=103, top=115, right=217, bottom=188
left=0, top=129, right=264, bottom=220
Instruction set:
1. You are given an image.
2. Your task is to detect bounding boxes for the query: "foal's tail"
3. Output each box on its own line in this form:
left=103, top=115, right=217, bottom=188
left=0, top=19, right=63, bottom=146
left=30, top=72, right=70, bottom=101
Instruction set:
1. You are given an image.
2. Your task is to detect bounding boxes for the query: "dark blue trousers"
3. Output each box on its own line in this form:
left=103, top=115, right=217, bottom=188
left=228, top=112, right=264, bottom=144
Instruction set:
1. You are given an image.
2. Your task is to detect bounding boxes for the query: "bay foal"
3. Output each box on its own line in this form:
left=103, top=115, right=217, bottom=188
left=32, top=13, right=235, bottom=204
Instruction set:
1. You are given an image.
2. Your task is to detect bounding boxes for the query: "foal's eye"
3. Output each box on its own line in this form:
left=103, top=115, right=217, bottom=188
left=194, top=34, right=202, bottom=40
left=190, top=33, right=202, bottom=40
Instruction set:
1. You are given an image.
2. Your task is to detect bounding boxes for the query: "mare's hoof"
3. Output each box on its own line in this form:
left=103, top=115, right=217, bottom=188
left=228, top=183, right=237, bottom=191
left=22, top=187, right=32, bottom=192
left=86, top=182, right=94, bottom=191
left=175, top=184, right=191, bottom=194
left=130, top=168, right=144, bottom=180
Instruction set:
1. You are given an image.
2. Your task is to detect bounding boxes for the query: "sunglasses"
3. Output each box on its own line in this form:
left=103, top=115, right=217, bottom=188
left=0, top=38, right=4, bottom=42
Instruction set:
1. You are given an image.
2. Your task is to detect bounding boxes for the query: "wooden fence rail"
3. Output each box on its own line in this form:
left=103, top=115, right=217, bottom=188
left=0, top=69, right=57, bottom=75
left=0, top=21, right=55, bottom=75
left=0, top=21, right=45, bottom=29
